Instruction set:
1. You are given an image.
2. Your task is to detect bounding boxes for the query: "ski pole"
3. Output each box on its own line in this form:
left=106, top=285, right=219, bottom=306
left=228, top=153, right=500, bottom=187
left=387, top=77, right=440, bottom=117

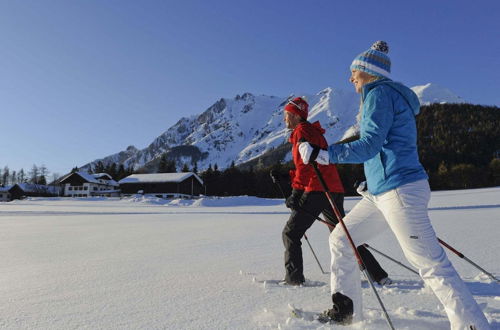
left=269, top=171, right=336, bottom=230
left=437, top=238, right=499, bottom=282
left=303, top=233, right=327, bottom=274
left=309, top=161, right=395, bottom=330
left=271, top=170, right=415, bottom=282
left=269, top=170, right=328, bottom=274
left=363, top=243, right=419, bottom=276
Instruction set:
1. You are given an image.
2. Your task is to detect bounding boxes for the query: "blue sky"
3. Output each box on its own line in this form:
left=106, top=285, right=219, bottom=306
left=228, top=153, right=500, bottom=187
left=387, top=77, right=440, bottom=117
left=1, top=0, right=499, bottom=177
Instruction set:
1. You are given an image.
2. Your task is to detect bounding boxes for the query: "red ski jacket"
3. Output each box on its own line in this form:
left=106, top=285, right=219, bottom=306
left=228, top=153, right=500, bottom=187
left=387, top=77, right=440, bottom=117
left=289, top=121, right=345, bottom=193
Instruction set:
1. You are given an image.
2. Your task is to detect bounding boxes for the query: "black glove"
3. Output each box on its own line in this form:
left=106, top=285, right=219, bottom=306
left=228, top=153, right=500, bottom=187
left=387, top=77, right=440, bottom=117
left=286, top=189, right=304, bottom=210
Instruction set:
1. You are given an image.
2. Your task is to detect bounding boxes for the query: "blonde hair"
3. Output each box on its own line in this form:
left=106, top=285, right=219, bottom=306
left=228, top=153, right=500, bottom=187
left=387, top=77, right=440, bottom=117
left=356, top=75, right=382, bottom=123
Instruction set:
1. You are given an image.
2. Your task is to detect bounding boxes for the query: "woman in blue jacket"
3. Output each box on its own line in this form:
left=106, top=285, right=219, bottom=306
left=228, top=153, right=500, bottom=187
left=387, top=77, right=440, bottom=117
left=299, top=41, right=490, bottom=329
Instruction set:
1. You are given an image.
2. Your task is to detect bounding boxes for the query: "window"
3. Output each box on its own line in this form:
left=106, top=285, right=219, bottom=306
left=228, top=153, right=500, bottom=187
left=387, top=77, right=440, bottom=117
left=69, top=187, right=73, bottom=191
left=84, top=186, right=88, bottom=190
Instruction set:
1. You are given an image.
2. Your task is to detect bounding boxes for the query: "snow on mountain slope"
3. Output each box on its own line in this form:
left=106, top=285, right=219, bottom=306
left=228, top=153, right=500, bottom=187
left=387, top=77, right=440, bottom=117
left=412, top=83, right=464, bottom=105
left=83, top=84, right=464, bottom=172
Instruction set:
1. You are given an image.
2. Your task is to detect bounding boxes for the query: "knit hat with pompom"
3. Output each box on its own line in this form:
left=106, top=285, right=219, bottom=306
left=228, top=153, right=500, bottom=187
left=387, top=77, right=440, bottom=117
left=350, top=41, right=391, bottom=78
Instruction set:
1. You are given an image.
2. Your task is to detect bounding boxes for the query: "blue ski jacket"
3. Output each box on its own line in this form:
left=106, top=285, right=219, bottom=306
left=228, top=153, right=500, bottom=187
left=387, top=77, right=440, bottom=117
left=328, top=78, right=428, bottom=195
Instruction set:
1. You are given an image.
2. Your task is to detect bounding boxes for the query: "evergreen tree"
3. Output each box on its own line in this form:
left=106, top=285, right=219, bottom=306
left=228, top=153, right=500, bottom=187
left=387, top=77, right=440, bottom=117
left=39, top=165, right=49, bottom=183
left=29, top=165, right=39, bottom=184
left=166, top=159, right=177, bottom=172
left=127, top=166, right=135, bottom=176
left=489, top=159, right=500, bottom=186
left=38, top=175, right=47, bottom=185
left=181, top=163, right=189, bottom=172
left=107, top=163, right=118, bottom=179
left=159, top=154, right=176, bottom=173
left=158, top=154, right=169, bottom=173
left=116, top=164, right=126, bottom=181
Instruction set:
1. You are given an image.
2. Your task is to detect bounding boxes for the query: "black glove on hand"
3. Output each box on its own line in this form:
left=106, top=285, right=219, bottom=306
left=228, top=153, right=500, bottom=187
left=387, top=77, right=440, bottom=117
left=286, top=189, right=304, bottom=210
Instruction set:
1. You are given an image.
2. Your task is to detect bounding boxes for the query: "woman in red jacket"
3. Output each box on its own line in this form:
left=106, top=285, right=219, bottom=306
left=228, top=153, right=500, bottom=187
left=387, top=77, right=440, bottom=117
left=282, top=97, right=390, bottom=286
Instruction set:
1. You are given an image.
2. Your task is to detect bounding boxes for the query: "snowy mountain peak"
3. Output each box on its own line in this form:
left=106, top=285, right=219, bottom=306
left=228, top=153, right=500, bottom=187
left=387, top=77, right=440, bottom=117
left=411, top=83, right=464, bottom=105
left=83, top=84, right=467, bottom=172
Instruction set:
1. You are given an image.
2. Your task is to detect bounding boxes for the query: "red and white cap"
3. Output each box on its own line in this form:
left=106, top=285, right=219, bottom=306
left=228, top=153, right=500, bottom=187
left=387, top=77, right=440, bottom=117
left=284, top=97, right=308, bottom=120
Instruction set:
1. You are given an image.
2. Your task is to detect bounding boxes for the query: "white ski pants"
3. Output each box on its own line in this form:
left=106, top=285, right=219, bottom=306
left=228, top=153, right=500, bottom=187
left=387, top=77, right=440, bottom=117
left=329, top=179, right=491, bottom=329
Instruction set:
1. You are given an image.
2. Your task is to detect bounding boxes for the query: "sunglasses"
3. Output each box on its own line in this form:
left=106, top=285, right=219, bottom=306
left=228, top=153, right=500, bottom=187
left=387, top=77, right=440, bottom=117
left=287, top=100, right=304, bottom=111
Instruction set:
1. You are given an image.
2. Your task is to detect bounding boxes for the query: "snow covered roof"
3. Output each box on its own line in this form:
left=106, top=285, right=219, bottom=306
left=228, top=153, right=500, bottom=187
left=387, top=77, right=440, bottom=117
left=59, top=171, right=118, bottom=186
left=76, top=172, right=100, bottom=184
left=0, top=185, right=12, bottom=192
left=12, top=183, right=59, bottom=194
left=93, top=173, right=113, bottom=180
left=119, top=173, right=203, bottom=185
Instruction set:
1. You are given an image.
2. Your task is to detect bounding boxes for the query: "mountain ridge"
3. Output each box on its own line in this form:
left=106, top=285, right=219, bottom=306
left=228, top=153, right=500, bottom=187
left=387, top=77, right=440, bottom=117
left=81, top=83, right=465, bottom=172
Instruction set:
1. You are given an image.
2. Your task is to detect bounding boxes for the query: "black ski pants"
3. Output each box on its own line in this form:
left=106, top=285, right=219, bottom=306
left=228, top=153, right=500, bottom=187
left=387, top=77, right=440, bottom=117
left=282, top=191, right=388, bottom=283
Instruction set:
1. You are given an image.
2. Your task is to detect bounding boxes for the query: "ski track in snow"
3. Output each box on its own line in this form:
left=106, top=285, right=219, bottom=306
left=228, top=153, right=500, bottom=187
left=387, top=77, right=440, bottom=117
left=0, top=187, right=499, bottom=329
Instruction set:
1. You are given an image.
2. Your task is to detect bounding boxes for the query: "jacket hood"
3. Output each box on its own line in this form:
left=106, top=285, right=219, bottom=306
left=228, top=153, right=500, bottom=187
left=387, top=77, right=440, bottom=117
left=290, top=121, right=326, bottom=143
left=300, top=121, right=325, bottom=134
left=311, top=121, right=325, bottom=134
left=362, top=78, right=421, bottom=115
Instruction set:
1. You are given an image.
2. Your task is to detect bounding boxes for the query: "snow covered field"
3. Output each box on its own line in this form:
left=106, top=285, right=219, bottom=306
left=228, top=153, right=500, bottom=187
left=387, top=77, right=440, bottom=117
left=0, top=188, right=499, bottom=329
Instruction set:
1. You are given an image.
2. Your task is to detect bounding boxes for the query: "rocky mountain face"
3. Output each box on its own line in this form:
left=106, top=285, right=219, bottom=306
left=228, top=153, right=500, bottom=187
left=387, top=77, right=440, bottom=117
left=82, top=84, right=464, bottom=172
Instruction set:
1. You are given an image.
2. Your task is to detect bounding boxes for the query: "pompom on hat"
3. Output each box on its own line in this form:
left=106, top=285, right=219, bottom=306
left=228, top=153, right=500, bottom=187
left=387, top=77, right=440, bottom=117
left=284, top=96, right=309, bottom=120
left=350, top=41, right=391, bottom=78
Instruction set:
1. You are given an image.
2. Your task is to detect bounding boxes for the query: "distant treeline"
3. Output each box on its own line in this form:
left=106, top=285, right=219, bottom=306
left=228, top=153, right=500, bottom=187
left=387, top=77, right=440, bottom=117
left=199, top=103, right=500, bottom=197
left=11, top=103, right=495, bottom=197
left=81, top=162, right=135, bottom=182
left=0, top=164, right=53, bottom=186
left=416, top=103, right=499, bottom=190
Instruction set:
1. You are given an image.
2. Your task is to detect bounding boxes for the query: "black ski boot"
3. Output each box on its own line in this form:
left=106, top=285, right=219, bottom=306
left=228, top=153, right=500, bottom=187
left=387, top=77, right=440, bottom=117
left=283, top=275, right=305, bottom=286
left=318, top=292, right=353, bottom=324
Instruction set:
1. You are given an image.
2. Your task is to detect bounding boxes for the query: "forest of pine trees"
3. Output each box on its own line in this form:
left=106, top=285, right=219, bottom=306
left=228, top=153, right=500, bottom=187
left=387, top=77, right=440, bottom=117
left=198, top=103, right=499, bottom=197
left=83, top=161, right=135, bottom=182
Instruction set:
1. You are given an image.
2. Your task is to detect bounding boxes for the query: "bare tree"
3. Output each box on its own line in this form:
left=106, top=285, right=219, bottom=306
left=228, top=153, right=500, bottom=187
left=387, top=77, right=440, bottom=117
left=17, top=169, right=26, bottom=183
left=10, top=171, right=17, bottom=185
left=51, top=172, right=61, bottom=196
left=2, top=166, right=10, bottom=186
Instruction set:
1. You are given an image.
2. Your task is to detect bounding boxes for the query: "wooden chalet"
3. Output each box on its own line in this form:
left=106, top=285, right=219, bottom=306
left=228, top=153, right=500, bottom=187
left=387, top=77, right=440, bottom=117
left=118, top=172, right=203, bottom=198
left=59, top=172, right=120, bottom=197
left=7, top=183, right=60, bottom=200
left=0, top=186, right=11, bottom=202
